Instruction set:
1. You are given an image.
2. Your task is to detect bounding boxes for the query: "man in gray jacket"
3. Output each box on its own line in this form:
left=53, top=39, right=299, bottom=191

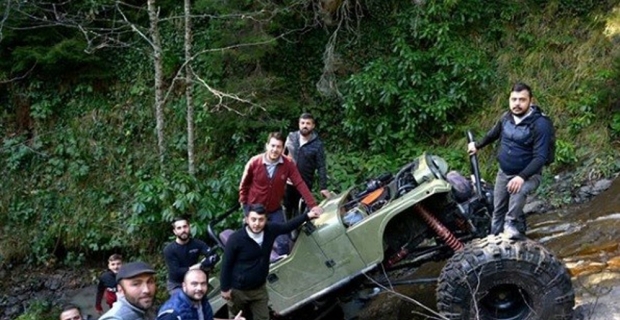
left=99, top=261, right=158, bottom=320
left=284, top=113, right=331, bottom=219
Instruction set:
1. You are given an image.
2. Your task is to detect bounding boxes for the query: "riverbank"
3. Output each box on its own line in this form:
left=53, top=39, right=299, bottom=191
left=1, top=174, right=618, bottom=320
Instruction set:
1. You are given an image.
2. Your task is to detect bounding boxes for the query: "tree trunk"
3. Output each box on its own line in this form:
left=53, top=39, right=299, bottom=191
left=184, top=0, right=196, bottom=176
left=147, top=0, right=166, bottom=167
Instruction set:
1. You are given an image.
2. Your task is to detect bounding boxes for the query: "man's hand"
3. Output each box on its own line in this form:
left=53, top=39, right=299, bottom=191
left=467, top=142, right=478, bottom=155
left=320, top=189, right=332, bottom=198
left=507, top=176, right=525, bottom=194
left=189, top=263, right=201, bottom=270
left=307, top=206, right=323, bottom=219
left=233, top=310, right=245, bottom=320
left=221, top=290, right=232, bottom=300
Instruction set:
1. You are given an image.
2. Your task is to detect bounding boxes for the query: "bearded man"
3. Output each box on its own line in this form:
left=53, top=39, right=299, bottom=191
left=157, top=269, right=245, bottom=320
left=220, top=203, right=320, bottom=320
left=99, top=261, right=157, bottom=320
left=284, top=113, right=332, bottom=219
left=163, top=217, right=219, bottom=294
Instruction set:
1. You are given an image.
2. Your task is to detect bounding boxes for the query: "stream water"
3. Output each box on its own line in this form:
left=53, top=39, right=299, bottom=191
left=356, top=177, right=620, bottom=320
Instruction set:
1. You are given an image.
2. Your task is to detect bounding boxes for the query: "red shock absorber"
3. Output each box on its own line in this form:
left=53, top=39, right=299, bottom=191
left=414, top=204, right=464, bottom=251
left=455, top=217, right=469, bottom=231
left=385, top=247, right=409, bottom=268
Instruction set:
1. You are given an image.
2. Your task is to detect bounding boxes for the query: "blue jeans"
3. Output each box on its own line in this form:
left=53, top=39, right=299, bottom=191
left=491, top=169, right=541, bottom=234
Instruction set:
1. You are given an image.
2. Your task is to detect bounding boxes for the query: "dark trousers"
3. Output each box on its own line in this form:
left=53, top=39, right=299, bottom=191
left=491, top=169, right=541, bottom=234
left=284, top=184, right=311, bottom=220
left=228, top=284, right=269, bottom=320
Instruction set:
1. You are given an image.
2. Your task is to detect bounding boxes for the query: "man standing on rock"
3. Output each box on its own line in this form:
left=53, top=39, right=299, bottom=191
left=99, top=261, right=157, bottom=320
left=157, top=269, right=245, bottom=320
left=163, top=217, right=219, bottom=295
left=284, top=113, right=331, bottom=219
left=468, top=82, right=554, bottom=238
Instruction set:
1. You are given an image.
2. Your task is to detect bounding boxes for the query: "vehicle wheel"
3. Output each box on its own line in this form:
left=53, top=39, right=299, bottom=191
left=436, top=235, right=574, bottom=320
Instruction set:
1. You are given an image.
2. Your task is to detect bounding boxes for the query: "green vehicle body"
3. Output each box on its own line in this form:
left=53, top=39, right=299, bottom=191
left=206, top=150, right=574, bottom=319
left=207, top=153, right=464, bottom=316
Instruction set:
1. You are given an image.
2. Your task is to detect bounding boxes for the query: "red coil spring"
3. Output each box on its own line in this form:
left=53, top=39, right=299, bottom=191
left=414, top=204, right=464, bottom=251
left=455, top=218, right=469, bottom=232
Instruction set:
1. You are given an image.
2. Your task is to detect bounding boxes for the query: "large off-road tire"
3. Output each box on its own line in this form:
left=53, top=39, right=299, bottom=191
left=436, top=235, right=574, bottom=320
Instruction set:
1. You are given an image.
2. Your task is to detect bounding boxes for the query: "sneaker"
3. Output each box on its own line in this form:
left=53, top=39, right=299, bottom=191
left=503, top=226, right=523, bottom=239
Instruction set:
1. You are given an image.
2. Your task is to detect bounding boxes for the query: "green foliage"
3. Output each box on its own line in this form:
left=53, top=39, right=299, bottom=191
left=15, top=300, right=55, bottom=320
left=1, top=0, right=619, bottom=269
left=611, top=113, right=620, bottom=137
left=554, top=139, right=579, bottom=166
left=341, top=0, right=496, bottom=152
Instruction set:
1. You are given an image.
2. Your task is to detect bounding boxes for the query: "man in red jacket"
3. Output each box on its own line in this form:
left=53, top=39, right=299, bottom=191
left=239, top=132, right=323, bottom=256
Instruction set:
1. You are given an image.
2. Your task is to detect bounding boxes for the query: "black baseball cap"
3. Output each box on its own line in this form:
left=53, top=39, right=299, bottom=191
left=116, top=261, right=156, bottom=282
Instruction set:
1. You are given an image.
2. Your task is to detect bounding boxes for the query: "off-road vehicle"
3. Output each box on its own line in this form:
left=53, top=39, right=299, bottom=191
left=205, top=134, right=575, bottom=320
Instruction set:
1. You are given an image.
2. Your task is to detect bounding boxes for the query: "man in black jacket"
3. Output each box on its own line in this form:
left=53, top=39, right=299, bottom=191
left=220, top=203, right=321, bottom=320
left=468, top=82, right=554, bottom=238
left=284, top=113, right=331, bottom=219
left=164, top=217, right=219, bottom=295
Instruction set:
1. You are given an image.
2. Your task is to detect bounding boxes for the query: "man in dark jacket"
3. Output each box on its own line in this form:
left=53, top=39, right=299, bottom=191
left=468, top=82, right=553, bottom=238
left=239, top=132, right=323, bottom=255
left=157, top=269, right=244, bottom=320
left=96, top=254, right=123, bottom=315
left=284, top=113, right=331, bottom=219
left=220, top=203, right=321, bottom=320
left=163, top=217, right=219, bottom=294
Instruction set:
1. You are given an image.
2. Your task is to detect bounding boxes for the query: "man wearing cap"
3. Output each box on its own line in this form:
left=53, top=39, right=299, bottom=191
left=220, top=203, right=320, bottom=320
left=99, top=261, right=157, bottom=320
left=157, top=269, right=245, bottom=320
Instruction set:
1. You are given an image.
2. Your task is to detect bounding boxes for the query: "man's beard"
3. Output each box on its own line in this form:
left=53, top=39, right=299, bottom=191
left=177, top=232, right=190, bottom=241
left=188, top=291, right=205, bottom=301
left=124, top=291, right=154, bottom=310
left=300, top=128, right=312, bottom=136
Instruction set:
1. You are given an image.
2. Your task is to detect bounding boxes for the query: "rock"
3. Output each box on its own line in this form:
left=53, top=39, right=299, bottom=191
left=593, top=179, right=613, bottom=194
left=46, top=277, right=62, bottom=291
left=608, top=256, right=620, bottom=270
left=565, top=260, right=607, bottom=277
left=524, top=200, right=546, bottom=214
left=4, top=304, right=22, bottom=319
left=578, top=185, right=593, bottom=197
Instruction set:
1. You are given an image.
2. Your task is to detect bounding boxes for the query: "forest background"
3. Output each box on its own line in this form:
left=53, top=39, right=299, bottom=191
left=1, top=0, right=619, bottom=275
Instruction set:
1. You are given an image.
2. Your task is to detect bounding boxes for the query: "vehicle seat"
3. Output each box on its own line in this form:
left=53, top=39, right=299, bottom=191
left=446, top=170, right=473, bottom=202
left=219, top=229, right=234, bottom=246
